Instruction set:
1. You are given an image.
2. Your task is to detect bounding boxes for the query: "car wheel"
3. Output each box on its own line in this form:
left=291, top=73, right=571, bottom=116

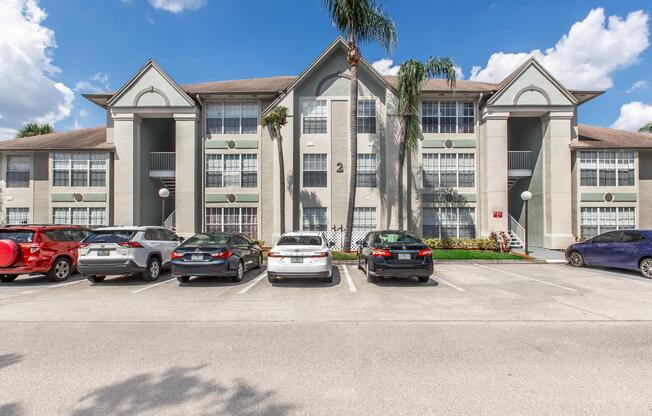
left=143, top=257, right=161, bottom=282
left=47, top=257, right=72, bottom=282
left=365, top=261, right=375, bottom=283
left=267, top=275, right=278, bottom=283
left=640, top=258, right=652, bottom=279
left=177, top=276, right=190, bottom=284
left=254, top=254, right=263, bottom=269
left=322, top=274, right=333, bottom=283
left=418, top=276, right=430, bottom=283
left=357, top=256, right=363, bottom=270
left=0, top=275, right=17, bottom=283
left=86, top=275, right=105, bottom=283
left=232, top=261, right=244, bottom=283
left=568, top=251, right=584, bottom=267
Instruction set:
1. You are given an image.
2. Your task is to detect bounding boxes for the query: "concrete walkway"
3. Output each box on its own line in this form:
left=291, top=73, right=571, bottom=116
left=514, top=246, right=566, bottom=263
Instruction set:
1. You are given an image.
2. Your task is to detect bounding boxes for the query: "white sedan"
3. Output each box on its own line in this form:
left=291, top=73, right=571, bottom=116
left=267, top=232, right=333, bottom=283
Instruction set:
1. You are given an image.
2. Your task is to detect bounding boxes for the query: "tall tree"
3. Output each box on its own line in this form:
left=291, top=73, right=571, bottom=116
left=262, top=106, right=289, bottom=235
left=396, top=57, right=456, bottom=229
left=640, top=122, right=652, bottom=133
left=16, top=122, right=54, bottom=138
left=322, top=0, right=397, bottom=251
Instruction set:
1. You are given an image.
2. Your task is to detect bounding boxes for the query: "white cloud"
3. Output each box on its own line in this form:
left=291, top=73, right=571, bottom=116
left=470, top=8, right=649, bottom=90
left=0, top=0, right=74, bottom=139
left=611, top=102, right=652, bottom=131
left=148, top=0, right=207, bottom=13
left=79, top=109, right=88, bottom=118
left=74, top=72, right=111, bottom=93
left=454, top=65, right=464, bottom=80
left=626, top=80, right=648, bottom=93
left=371, top=58, right=399, bottom=76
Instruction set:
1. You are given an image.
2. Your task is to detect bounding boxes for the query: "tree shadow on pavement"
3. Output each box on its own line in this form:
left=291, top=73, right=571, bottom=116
left=0, top=402, right=23, bottom=416
left=70, top=365, right=296, bottom=416
left=0, top=353, right=23, bottom=370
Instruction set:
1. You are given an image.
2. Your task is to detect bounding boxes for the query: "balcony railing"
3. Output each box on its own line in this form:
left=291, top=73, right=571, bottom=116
left=149, top=152, right=175, bottom=178
left=508, top=151, right=532, bottom=177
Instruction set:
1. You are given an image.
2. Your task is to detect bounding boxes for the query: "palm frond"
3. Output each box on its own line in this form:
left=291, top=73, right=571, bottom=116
left=640, top=122, right=652, bottom=133
left=16, top=122, right=54, bottom=138
left=322, top=0, right=397, bottom=52
left=425, top=56, right=457, bottom=88
left=261, top=106, right=288, bottom=138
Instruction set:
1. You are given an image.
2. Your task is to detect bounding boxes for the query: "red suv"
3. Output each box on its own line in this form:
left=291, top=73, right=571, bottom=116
left=0, top=225, right=90, bottom=283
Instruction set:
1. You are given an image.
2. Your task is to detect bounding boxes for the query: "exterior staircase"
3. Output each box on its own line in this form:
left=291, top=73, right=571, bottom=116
left=158, top=178, right=176, bottom=197
left=508, top=215, right=525, bottom=249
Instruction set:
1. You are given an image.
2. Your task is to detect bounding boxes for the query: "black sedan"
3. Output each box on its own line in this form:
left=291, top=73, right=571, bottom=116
left=356, top=230, right=433, bottom=283
left=171, top=233, right=263, bottom=283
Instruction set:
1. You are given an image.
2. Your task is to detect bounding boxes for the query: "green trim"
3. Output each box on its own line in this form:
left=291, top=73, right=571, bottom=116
left=422, top=139, right=476, bottom=149
left=580, top=192, right=637, bottom=202
left=422, top=192, right=476, bottom=203
left=614, top=193, right=637, bottom=202
left=422, top=139, right=444, bottom=148
left=82, top=193, right=107, bottom=202
left=51, top=193, right=74, bottom=202
left=454, top=139, right=476, bottom=148
left=205, top=193, right=259, bottom=203
left=205, top=139, right=259, bottom=149
left=51, top=193, right=107, bottom=202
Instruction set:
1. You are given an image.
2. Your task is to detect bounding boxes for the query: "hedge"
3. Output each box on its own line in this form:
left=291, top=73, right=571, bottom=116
left=423, top=238, right=498, bottom=251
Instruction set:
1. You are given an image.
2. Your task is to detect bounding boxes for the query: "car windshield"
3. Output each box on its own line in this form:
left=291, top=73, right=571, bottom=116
left=373, top=232, right=421, bottom=244
left=182, top=234, right=231, bottom=247
left=83, top=230, right=136, bottom=244
left=277, top=236, right=322, bottom=246
left=0, top=230, right=35, bottom=243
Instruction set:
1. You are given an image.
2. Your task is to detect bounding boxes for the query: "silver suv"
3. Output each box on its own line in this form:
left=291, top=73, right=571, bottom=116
left=77, top=226, right=181, bottom=283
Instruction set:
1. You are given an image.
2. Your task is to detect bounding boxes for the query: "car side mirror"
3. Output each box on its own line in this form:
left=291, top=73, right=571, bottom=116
left=355, top=240, right=363, bottom=246
left=328, top=241, right=335, bottom=248
left=177, top=236, right=184, bottom=242
left=252, top=240, right=263, bottom=247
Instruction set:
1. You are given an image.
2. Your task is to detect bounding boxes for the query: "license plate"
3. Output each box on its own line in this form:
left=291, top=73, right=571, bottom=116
left=291, top=257, right=303, bottom=264
left=191, top=254, right=204, bottom=261
left=398, top=253, right=411, bottom=260
left=97, top=250, right=110, bottom=256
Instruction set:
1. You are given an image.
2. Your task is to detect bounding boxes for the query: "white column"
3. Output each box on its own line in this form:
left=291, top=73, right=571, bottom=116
left=543, top=112, right=574, bottom=249
left=480, top=112, right=509, bottom=235
left=174, top=113, right=198, bottom=236
left=112, top=113, right=139, bottom=225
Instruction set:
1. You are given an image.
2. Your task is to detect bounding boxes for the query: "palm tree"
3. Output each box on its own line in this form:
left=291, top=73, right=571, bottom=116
left=16, top=122, right=54, bottom=138
left=396, top=57, right=456, bottom=229
left=322, top=0, right=397, bottom=251
left=261, top=106, right=289, bottom=235
left=640, top=123, right=652, bottom=133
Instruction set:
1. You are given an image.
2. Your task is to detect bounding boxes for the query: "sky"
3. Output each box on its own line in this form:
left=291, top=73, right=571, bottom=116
left=0, top=0, right=651, bottom=139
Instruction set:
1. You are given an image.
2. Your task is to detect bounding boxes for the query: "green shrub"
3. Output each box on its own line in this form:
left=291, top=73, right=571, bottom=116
left=423, top=238, right=498, bottom=251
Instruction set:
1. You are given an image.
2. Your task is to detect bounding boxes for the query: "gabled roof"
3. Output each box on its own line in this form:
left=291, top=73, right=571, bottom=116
left=262, top=37, right=397, bottom=115
left=384, top=76, right=497, bottom=92
left=487, top=57, right=578, bottom=106
left=182, top=76, right=296, bottom=94
left=106, top=59, right=195, bottom=107
left=572, top=125, right=652, bottom=149
left=0, top=127, right=112, bottom=151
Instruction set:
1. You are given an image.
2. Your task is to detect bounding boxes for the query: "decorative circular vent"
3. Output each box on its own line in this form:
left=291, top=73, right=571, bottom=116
left=227, top=140, right=236, bottom=149
left=444, top=193, right=455, bottom=203
left=444, top=139, right=454, bottom=149
left=73, top=193, right=84, bottom=203
left=227, top=194, right=237, bottom=203
left=604, top=192, right=615, bottom=202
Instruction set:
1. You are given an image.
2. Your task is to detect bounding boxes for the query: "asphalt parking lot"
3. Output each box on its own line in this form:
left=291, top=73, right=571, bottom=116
left=1, top=263, right=652, bottom=415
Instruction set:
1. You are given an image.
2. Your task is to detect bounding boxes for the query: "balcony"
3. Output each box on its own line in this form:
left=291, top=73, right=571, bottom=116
left=149, top=152, right=175, bottom=178
left=508, top=151, right=532, bottom=178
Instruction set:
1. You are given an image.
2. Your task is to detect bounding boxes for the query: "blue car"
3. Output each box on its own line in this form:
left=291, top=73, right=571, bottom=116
left=566, top=230, right=652, bottom=278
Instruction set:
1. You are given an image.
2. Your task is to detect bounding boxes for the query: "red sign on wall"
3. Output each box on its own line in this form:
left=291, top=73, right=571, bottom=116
left=493, top=211, right=503, bottom=219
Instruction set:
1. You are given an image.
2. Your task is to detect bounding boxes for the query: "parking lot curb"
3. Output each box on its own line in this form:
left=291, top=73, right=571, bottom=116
left=332, top=259, right=550, bottom=265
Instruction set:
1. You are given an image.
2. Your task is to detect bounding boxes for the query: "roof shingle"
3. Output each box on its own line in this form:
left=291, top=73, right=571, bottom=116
left=0, top=127, right=111, bottom=151
left=574, top=124, right=652, bottom=149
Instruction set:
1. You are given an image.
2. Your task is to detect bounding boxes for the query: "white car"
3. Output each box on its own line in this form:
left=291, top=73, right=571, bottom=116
left=267, top=232, right=333, bottom=283
left=77, top=226, right=181, bottom=283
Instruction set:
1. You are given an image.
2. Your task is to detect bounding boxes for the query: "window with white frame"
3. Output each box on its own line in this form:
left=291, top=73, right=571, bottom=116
left=6, top=208, right=29, bottom=225
left=302, top=100, right=327, bottom=134
left=353, top=207, right=376, bottom=232
left=205, top=154, right=257, bottom=188
left=52, top=207, right=106, bottom=227
left=357, top=99, right=376, bottom=133
left=206, top=102, right=258, bottom=135
left=423, top=207, right=475, bottom=239
left=356, top=154, right=377, bottom=187
left=6, top=156, right=31, bottom=188
left=205, top=207, right=258, bottom=238
left=52, top=153, right=107, bottom=187
left=303, top=154, right=327, bottom=187
left=580, top=207, right=635, bottom=238
left=579, top=151, right=635, bottom=187
left=422, top=153, right=475, bottom=188
left=421, top=101, right=475, bottom=134
left=302, top=207, right=327, bottom=231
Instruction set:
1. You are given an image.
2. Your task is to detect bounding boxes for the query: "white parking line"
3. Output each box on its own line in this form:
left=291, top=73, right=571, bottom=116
left=130, top=277, right=177, bottom=294
left=475, top=264, right=578, bottom=292
left=48, top=279, right=85, bottom=289
left=238, top=272, right=267, bottom=294
left=341, top=265, right=357, bottom=293
left=435, top=276, right=466, bottom=292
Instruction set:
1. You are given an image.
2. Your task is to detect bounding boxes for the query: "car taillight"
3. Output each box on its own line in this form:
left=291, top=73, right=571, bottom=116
left=171, top=251, right=184, bottom=260
left=117, top=241, right=142, bottom=248
left=211, top=250, right=231, bottom=259
left=79, top=243, right=90, bottom=248
left=371, top=248, right=392, bottom=257
left=309, top=251, right=329, bottom=258
left=267, top=251, right=280, bottom=258
left=417, top=248, right=432, bottom=257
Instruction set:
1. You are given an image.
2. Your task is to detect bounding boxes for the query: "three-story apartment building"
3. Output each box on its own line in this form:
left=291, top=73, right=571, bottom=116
left=1, top=37, right=651, bottom=249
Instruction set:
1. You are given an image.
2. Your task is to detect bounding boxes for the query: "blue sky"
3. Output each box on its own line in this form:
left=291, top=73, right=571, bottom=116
left=1, top=0, right=651, bottom=138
